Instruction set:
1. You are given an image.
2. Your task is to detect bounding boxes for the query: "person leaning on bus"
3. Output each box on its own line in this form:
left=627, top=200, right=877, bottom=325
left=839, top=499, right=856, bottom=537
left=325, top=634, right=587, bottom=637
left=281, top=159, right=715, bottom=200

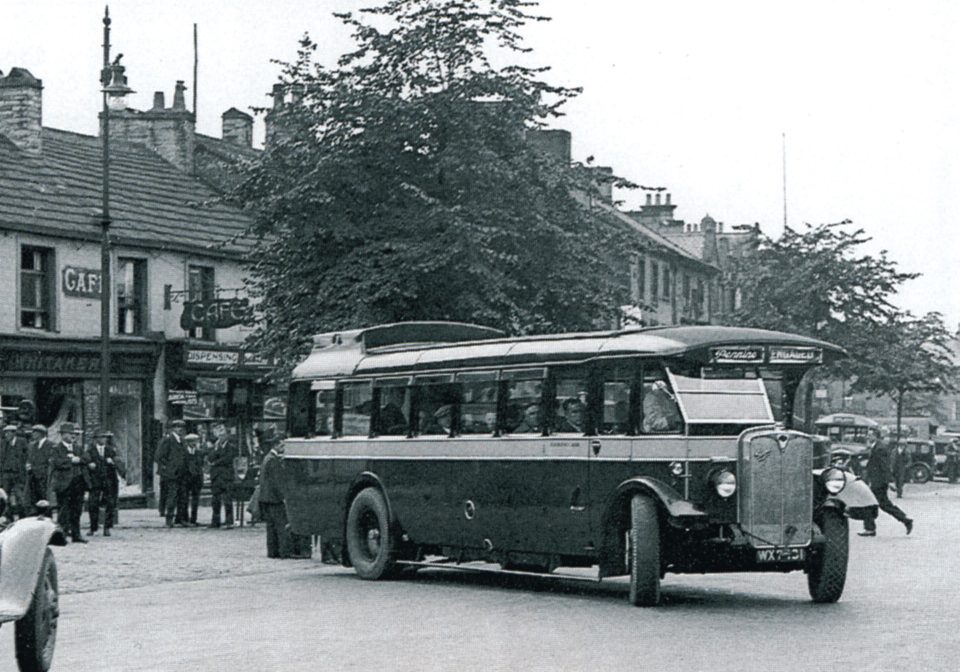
left=642, top=380, right=682, bottom=433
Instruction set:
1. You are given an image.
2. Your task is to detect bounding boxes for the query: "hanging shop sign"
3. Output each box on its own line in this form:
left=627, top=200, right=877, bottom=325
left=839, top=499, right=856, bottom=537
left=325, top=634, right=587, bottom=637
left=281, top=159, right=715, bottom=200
left=185, top=348, right=240, bottom=367
left=196, top=377, right=229, bottom=394
left=62, top=266, right=102, bottom=299
left=167, top=390, right=199, bottom=405
left=180, top=298, right=254, bottom=330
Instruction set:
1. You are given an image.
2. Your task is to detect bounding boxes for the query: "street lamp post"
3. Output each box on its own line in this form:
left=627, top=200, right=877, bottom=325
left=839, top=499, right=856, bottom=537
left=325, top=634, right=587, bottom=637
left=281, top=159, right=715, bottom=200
left=99, top=6, right=132, bottom=432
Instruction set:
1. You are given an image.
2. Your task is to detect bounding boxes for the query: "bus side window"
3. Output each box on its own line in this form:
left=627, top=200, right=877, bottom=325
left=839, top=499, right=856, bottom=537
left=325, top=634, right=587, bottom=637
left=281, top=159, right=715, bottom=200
left=377, top=385, right=411, bottom=436
left=551, top=368, right=588, bottom=434
left=416, top=382, right=458, bottom=436
left=313, top=389, right=335, bottom=437
left=640, top=373, right=682, bottom=434
left=287, top=381, right=312, bottom=438
left=340, top=382, right=373, bottom=437
left=601, top=374, right=631, bottom=435
left=459, top=377, right=498, bottom=436
left=502, top=371, right=545, bottom=435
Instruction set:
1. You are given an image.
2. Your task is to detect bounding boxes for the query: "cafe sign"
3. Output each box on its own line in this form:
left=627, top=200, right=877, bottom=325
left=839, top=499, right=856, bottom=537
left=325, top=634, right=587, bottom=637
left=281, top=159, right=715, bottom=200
left=180, top=298, right=254, bottom=330
left=62, top=266, right=102, bottom=299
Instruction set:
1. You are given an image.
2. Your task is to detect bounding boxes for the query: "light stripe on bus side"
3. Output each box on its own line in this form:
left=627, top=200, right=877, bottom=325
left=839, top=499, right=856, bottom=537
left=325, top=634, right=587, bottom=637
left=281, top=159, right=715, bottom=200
left=282, top=436, right=738, bottom=461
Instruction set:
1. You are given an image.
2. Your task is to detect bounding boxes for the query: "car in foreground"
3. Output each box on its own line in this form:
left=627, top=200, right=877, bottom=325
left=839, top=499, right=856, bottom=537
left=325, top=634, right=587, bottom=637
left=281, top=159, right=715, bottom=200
left=0, top=493, right=67, bottom=672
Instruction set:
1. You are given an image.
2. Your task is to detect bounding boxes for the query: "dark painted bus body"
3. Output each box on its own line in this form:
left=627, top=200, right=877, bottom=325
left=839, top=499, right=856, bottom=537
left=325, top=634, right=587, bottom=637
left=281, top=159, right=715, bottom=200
left=282, top=322, right=852, bottom=605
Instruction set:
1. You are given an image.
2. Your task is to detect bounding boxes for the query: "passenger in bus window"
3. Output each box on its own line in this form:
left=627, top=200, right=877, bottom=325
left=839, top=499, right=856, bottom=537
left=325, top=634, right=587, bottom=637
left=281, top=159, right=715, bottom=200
left=555, top=398, right=585, bottom=433
left=603, top=400, right=630, bottom=435
left=642, top=380, right=682, bottom=433
left=378, top=387, right=408, bottom=435
left=513, top=403, right=543, bottom=433
left=419, top=405, right=452, bottom=436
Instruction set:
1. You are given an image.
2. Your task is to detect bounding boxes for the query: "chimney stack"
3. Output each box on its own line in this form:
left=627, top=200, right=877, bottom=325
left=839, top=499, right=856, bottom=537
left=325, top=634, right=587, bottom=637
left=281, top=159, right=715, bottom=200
left=152, top=91, right=165, bottom=110
left=222, top=107, right=253, bottom=148
left=172, top=80, right=187, bottom=110
left=0, top=68, right=43, bottom=155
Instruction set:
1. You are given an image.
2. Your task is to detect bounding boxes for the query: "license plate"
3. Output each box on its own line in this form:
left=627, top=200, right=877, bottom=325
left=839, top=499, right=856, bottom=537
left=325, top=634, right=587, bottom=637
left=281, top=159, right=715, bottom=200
left=755, top=547, right=806, bottom=563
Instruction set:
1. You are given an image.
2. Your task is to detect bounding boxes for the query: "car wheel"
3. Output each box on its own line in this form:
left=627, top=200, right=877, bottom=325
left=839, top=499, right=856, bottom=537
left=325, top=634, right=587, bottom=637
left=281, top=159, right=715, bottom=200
left=15, top=547, right=59, bottom=672
left=628, top=494, right=661, bottom=607
left=807, top=509, right=848, bottom=603
left=345, top=488, right=398, bottom=580
left=910, top=463, right=932, bottom=484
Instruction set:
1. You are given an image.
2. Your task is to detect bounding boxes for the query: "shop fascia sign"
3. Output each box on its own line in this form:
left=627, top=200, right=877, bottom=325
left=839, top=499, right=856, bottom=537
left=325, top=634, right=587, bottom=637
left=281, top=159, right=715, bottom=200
left=185, top=348, right=270, bottom=369
left=62, top=266, right=102, bottom=299
left=180, top=298, right=254, bottom=330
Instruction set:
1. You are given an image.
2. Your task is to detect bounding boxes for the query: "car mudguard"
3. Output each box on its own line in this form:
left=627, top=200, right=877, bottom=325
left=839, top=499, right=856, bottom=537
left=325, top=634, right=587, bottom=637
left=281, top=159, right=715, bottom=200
left=0, top=516, right=66, bottom=623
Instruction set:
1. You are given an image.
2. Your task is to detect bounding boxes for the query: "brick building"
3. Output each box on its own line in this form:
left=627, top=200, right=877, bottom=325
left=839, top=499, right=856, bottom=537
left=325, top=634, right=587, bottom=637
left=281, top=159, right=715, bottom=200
left=0, top=66, right=279, bottom=500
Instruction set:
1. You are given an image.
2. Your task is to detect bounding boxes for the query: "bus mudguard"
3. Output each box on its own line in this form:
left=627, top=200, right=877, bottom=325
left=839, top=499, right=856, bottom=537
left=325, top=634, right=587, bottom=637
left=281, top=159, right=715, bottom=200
left=611, top=476, right=709, bottom=522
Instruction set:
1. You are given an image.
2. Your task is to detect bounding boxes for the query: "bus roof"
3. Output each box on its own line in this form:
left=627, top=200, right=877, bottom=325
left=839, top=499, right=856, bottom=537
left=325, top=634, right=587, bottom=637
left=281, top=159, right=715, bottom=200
left=292, top=322, right=846, bottom=381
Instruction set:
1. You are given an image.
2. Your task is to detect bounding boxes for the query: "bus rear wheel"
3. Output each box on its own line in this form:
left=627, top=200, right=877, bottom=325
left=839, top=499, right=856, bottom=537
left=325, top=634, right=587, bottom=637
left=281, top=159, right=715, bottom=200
left=807, top=508, right=848, bottom=603
left=628, top=494, right=661, bottom=607
left=346, top=488, right=398, bottom=580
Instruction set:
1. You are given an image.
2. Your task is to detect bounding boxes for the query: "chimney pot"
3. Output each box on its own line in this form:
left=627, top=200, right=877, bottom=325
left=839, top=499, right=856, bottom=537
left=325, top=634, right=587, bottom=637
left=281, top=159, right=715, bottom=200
left=655, top=193, right=661, bottom=205
left=172, top=80, right=187, bottom=110
left=645, top=193, right=652, bottom=206
left=665, top=193, right=671, bottom=205
left=152, top=91, right=165, bottom=110
left=272, top=83, right=285, bottom=110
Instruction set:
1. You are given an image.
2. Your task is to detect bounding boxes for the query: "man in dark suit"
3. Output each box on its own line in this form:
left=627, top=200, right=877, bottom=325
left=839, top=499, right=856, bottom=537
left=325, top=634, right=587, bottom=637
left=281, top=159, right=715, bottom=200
left=25, top=424, right=53, bottom=515
left=182, top=433, right=205, bottom=527
left=155, top=419, right=187, bottom=528
left=860, top=429, right=913, bottom=537
left=85, top=430, right=124, bottom=536
left=207, top=421, right=237, bottom=528
left=0, top=424, right=28, bottom=521
left=49, top=422, right=89, bottom=543
left=258, top=438, right=289, bottom=558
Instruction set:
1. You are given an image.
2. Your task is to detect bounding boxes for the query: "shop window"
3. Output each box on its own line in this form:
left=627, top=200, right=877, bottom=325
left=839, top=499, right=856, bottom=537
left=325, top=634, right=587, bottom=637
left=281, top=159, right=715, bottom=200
left=188, top=265, right=216, bottom=341
left=20, top=246, right=55, bottom=330
left=117, top=258, right=147, bottom=335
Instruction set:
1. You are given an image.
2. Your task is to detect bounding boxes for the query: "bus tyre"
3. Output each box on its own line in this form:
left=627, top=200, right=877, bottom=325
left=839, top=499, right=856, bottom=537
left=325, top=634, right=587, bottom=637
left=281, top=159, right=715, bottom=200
left=807, top=509, right=848, bottom=603
left=15, top=547, right=59, bottom=672
left=628, top=494, right=661, bottom=607
left=346, top=488, right=398, bottom=580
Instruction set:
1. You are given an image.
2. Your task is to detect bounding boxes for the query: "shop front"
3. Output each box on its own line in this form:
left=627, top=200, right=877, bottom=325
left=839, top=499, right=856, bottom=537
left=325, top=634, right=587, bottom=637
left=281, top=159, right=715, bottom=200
left=162, top=340, right=283, bottom=486
left=0, top=336, right=160, bottom=495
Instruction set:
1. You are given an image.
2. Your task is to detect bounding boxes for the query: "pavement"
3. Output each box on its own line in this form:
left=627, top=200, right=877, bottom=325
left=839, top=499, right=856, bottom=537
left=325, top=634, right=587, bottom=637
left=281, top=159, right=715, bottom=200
left=54, top=508, right=319, bottom=595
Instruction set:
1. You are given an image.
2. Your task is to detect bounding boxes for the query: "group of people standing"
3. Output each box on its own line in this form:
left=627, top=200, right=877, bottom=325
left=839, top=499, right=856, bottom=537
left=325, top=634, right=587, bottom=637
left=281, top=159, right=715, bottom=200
left=155, top=419, right=238, bottom=528
left=0, top=421, right=124, bottom=543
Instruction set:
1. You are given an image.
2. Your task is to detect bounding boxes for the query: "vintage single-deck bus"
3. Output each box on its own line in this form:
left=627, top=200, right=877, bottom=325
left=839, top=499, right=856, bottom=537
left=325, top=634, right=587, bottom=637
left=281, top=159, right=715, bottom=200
left=282, top=322, right=852, bottom=606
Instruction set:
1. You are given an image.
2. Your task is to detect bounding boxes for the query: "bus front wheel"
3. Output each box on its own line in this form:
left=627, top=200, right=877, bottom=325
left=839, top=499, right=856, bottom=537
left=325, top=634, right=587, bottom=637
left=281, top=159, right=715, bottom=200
left=628, top=494, right=661, bottom=607
left=346, top=488, right=398, bottom=580
left=807, top=508, right=848, bottom=603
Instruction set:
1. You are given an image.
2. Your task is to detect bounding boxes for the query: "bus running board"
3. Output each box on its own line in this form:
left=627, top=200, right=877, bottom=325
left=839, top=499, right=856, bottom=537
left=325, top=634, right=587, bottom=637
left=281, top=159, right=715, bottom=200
left=395, top=559, right=602, bottom=583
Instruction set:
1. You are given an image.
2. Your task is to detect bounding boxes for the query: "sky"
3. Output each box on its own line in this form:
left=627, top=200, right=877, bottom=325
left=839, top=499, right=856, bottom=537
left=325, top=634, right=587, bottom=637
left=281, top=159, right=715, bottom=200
left=3, top=0, right=959, bottom=331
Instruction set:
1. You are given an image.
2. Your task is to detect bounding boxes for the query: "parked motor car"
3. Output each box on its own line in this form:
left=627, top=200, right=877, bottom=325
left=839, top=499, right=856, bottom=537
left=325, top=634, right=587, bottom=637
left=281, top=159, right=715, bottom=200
left=897, top=439, right=938, bottom=484
left=0, top=491, right=67, bottom=672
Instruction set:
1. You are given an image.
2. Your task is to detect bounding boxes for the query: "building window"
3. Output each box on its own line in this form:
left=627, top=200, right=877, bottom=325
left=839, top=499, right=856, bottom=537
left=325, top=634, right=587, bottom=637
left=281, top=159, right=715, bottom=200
left=117, top=258, right=147, bottom=335
left=650, top=261, right=659, bottom=302
left=662, top=266, right=671, bottom=299
left=20, top=246, right=55, bottom=330
left=682, top=273, right=691, bottom=303
left=188, top=265, right=216, bottom=341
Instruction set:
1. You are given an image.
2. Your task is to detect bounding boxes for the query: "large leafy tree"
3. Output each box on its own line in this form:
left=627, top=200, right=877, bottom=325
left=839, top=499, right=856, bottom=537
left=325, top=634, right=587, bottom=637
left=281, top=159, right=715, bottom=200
left=232, top=0, right=636, bottom=372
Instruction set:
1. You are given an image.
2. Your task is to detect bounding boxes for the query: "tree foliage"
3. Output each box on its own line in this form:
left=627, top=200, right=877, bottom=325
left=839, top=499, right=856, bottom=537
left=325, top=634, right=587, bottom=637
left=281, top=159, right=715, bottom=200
left=725, top=221, right=958, bottom=430
left=231, top=0, right=636, bottom=373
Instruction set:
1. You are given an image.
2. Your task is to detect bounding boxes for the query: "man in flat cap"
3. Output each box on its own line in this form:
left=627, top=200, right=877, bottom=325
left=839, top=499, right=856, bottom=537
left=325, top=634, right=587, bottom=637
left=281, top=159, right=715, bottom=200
left=155, top=419, right=188, bottom=528
left=85, top=429, right=125, bottom=536
left=182, top=433, right=205, bottom=527
left=207, top=421, right=237, bottom=528
left=49, top=422, right=90, bottom=542
left=25, top=424, right=52, bottom=516
left=0, top=424, right=27, bottom=521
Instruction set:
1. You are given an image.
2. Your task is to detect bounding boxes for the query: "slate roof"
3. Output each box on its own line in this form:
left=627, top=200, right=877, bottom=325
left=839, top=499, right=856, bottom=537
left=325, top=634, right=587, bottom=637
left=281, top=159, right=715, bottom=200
left=0, top=127, right=255, bottom=258
left=662, top=232, right=706, bottom=260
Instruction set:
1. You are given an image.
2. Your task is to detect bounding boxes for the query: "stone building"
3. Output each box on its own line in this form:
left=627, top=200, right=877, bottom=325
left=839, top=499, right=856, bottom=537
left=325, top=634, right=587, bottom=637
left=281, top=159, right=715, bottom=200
left=0, top=66, right=277, bottom=501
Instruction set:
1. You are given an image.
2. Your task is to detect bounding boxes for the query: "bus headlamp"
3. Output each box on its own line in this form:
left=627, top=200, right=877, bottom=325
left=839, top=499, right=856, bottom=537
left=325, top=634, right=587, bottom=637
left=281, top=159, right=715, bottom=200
left=711, top=470, right=737, bottom=498
left=821, top=467, right=846, bottom=495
